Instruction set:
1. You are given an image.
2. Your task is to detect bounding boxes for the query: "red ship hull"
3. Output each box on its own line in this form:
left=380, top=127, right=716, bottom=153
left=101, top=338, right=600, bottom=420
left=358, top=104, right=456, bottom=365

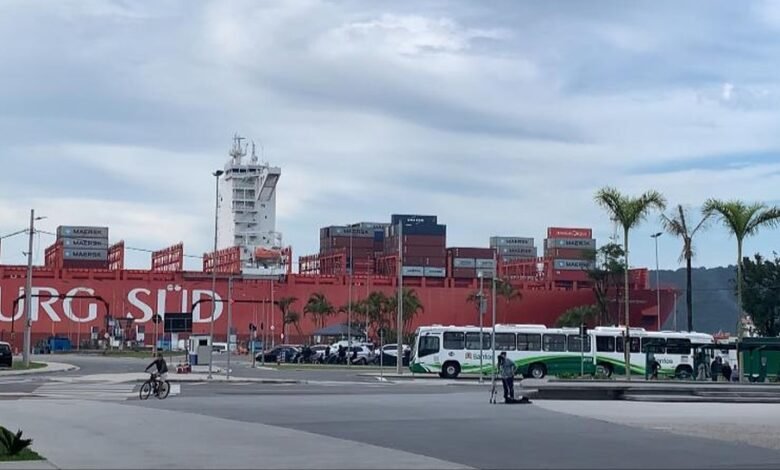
left=0, top=267, right=675, bottom=351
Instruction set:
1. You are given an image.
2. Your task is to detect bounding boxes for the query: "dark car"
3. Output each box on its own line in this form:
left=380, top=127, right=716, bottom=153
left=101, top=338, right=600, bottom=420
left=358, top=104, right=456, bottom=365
left=0, top=341, right=12, bottom=368
left=256, top=345, right=299, bottom=363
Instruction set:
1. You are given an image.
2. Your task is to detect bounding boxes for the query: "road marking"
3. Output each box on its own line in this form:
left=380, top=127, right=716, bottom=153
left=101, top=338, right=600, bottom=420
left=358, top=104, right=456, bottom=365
left=28, top=382, right=181, bottom=401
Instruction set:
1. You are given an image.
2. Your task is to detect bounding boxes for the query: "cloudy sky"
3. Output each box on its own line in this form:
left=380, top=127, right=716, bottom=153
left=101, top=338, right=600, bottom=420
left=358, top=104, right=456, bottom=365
left=1, top=0, right=779, bottom=271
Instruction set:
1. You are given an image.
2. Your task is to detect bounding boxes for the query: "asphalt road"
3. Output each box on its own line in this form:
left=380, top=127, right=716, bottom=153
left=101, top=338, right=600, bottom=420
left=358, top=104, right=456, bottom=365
left=132, top=383, right=780, bottom=469
left=6, top=355, right=780, bottom=469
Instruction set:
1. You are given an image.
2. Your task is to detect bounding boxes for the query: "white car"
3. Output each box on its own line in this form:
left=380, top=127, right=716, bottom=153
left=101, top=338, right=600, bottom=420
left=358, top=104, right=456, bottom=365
left=379, top=344, right=410, bottom=357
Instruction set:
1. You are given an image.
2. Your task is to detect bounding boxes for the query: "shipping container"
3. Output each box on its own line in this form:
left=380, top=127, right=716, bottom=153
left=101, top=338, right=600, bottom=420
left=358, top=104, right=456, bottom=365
left=57, top=226, right=109, bottom=239
left=401, top=266, right=425, bottom=277
left=547, top=227, right=593, bottom=239
left=402, top=256, right=446, bottom=267
left=63, top=249, right=109, bottom=261
left=61, top=238, right=110, bottom=249
left=545, top=238, right=596, bottom=250
left=475, top=259, right=496, bottom=269
left=489, top=236, right=534, bottom=247
left=387, top=223, right=446, bottom=237
left=402, top=245, right=446, bottom=257
left=497, top=246, right=537, bottom=256
left=544, top=248, right=593, bottom=259
left=500, top=255, right=536, bottom=263
left=451, top=267, right=477, bottom=278
left=391, top=214, right=437, bottom=225
left=551, top=269, right=590, bottom=282
left=553, top=259, right=595, bottom=270
left=447, top=247, right=494, bottom=258
left=423, top=267, right=446, bottom=278
left=476, top=268, right=495, bottom=278
left=452, top=258, right=476, bottom=268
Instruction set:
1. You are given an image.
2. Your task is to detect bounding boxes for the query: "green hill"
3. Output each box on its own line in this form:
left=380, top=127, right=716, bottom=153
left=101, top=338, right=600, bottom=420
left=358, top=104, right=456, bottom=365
left=651, top=266, right=739, bottom=334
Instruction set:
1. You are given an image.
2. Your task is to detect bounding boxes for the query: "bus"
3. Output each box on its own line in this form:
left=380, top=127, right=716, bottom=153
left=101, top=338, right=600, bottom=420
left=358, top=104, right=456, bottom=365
left=410, top=324, right=714, bottom=379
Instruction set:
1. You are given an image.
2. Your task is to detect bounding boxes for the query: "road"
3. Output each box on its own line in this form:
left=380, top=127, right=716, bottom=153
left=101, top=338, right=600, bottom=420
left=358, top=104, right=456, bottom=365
left=2, top=355, right=780, bottom=469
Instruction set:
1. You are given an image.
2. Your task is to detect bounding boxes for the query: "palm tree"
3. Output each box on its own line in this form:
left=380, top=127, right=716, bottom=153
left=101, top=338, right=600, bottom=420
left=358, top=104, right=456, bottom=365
left=595, top=187, right=666, bottom=379
left=276, top=296, right=298, bottom=339
left=339, top=299, right=367, bottom=340
left=661, top=205, right=710, bottom=332
left=364, top=291, right=390, bottom=339
left=385, top=288, right=424, bottom=342
left=495, top=278, right=521, bottom=323
left=702, top=199, right=780, bottom=338
left=283, top=310, right=303, bottom=337
left=303, top=292, right=335, bottom=330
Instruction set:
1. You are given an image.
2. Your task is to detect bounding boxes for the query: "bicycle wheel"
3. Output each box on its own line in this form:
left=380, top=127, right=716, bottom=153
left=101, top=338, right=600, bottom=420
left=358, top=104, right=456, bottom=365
left=139, top=381, right=152, bottom=400
left=156, top=380, right=171, bottom=399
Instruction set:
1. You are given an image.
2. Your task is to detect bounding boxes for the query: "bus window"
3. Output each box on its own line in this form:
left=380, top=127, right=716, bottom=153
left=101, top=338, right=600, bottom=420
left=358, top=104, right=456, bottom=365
left=596, top=336, right=615, bottom=352
left=518, top=333, right=541, bottom=351
left=543, top=334, right=566, bottom=352
left=567, top=335, right=591, bottom=352
left=418, top=336, right=440, bottom=357
left=443, top=331, right=465, bottom=350
left=641, top=337, right=666, bottom=354
left=494, top=333, right=516, bottom=351
left=616, top=337, right=640, bottom=353
left=666, top=338, right=691, bottom=355
left=465, top=332, right=492, bottom=350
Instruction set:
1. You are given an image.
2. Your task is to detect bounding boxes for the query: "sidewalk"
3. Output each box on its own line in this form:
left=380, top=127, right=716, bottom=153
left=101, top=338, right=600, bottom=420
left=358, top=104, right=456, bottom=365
left=0, top=361, right=78, bottom=376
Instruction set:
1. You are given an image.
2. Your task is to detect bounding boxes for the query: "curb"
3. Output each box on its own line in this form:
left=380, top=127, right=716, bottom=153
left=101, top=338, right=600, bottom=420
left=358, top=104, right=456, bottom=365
left=0, top=362, right=79, bottom=377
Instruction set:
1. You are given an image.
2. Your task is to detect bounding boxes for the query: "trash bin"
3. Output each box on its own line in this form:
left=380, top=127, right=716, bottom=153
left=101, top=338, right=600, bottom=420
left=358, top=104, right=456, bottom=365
left=189, top=353, right=198, bottom=366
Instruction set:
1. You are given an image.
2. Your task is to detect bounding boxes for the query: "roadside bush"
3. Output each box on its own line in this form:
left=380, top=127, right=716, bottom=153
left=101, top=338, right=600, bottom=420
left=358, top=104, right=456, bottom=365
left=0, top=427, right=32, bottom=456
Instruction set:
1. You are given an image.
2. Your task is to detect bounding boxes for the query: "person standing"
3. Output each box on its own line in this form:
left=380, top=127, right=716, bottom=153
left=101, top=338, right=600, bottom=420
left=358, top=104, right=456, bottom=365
left=499, top=352, right=517, bottom=403
left=722, top=361, right=732, bottom=382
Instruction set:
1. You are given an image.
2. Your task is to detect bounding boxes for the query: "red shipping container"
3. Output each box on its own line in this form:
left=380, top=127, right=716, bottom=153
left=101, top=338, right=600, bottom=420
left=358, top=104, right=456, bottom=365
left=403, top=246, right=446, bottom=257
left=551, top=269, right=589, bottom=282
left=447, top=247, right=494, bottom=258
left=401, top=235, right=446, bottom=247
left=401, top=256, right=447, bottom=267
left=547, top=227, right=592, bottom=239
left=544, top=248, right=592, bottom=259
left=451, top=267, right=477, bottom=278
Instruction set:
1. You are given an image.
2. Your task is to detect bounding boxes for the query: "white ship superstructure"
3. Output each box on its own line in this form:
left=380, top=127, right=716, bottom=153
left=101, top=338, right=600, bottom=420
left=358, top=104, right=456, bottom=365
left=217, top=134, right=283, bottom=274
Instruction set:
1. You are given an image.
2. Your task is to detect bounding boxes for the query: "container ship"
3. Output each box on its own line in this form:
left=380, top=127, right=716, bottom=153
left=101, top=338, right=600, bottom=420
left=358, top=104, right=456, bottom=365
left=0, top=136, right=675, bottom=351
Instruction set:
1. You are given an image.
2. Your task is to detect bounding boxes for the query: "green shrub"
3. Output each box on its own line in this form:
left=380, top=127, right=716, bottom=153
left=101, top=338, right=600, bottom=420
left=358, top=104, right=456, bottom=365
left=0, top=427, right=33, bottom=456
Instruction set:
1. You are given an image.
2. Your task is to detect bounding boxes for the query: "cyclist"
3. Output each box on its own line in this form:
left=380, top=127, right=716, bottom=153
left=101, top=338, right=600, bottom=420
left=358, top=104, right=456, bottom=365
left=145, top=352, right=169, bottom=388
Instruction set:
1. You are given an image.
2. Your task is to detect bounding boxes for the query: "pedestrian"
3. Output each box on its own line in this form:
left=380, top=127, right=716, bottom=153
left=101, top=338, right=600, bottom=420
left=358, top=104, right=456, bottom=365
left=338, top=345, right=347, bottom=364
left=731, top=363, right=739, bottom=382
left=498, top=352, right=517, bottom=403
left=711, top=356, right=722, bottom=382
left=722, top=361, right=732, bottom=382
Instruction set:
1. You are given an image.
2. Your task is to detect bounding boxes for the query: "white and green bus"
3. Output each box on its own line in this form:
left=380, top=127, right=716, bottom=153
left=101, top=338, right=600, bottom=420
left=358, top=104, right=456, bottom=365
left=410, top=324, right=714, bottom=379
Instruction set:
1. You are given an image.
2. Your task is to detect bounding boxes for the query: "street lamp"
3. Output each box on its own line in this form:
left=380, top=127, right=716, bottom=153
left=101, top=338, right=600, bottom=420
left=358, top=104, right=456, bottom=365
left=208, top=169, right=224, bottom=380
left=651, top=232, right=662, bottom=332
left=348, top=223, right=353, bottom=366
left=23, top=211, right=46, bottom=367
left=477, top=271, right=484, bottom=384
left=491, top=249, right=497, bottom=391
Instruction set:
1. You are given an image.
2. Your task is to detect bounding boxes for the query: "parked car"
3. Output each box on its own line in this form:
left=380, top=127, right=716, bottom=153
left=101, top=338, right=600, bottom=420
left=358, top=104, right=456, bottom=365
left=0, top=341, right=12, bottom=368
left=256, top=345, right=300, bottom=363
left=348, top=345, right=376, bottom=365
left=379, top=344, right=410, bottom=357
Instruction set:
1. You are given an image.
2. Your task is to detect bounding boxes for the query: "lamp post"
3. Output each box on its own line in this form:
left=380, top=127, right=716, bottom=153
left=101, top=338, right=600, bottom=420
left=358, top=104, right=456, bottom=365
left=348, top=223, right=353, bottom=366
left=395, top=221, right=403, bottom=375
left=208, top=169, right=224, bottom=380
left=478, top=271, right=484, bottom=384
left=651, top=232, right=662, bottom=331
left=491, top=249, right=497, bottom=390
left=23, top=210, right=46, bottom=367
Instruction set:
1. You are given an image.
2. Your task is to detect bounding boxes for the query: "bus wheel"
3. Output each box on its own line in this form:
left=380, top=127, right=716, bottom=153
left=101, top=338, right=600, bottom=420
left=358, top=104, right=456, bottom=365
left=675, top=365, right=693, bottom=380
left=441, top=361, right=461, bottom=379
left=596, top=364, right=613, bottom=378
left=529, top=363, right=546, bottom=379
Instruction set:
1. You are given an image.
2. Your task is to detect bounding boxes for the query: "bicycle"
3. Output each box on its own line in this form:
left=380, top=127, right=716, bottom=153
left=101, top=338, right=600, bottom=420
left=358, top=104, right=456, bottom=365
left=139, top=373, right=170, bottom=400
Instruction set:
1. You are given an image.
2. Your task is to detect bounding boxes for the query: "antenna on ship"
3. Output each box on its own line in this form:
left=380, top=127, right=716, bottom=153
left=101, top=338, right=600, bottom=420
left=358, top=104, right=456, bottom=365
left=230, top=133, right=247, bottom=165
left=251, top=141, right=259, bottom=164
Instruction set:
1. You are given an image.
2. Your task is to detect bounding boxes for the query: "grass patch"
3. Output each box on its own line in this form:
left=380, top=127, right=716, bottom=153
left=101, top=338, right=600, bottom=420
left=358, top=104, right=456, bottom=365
left=0, top=448, right=44, bottom=462
left=10, top=362, right=46, bottom=371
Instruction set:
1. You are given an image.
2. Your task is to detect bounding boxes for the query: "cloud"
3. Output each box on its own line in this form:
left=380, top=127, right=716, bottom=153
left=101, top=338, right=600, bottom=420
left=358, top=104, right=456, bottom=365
left=1, top=0, right=780, bottom=271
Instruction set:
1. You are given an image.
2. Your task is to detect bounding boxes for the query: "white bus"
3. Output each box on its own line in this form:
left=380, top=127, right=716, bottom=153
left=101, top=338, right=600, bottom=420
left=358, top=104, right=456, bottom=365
left=410, top=324, right=714, bottom=379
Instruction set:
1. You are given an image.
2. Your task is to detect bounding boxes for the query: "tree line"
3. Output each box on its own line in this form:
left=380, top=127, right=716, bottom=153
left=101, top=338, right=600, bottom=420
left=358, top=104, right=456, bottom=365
left=558, top=188, right=780, bottom=336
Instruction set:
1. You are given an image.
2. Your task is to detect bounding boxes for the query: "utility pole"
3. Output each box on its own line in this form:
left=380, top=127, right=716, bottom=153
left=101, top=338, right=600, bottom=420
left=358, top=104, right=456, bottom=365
left=22, top=209, right=35, bottom=367
left=396, top=221, right=403, bottom=375
left=491, top=248, right=497, bottom=390
left=226, top=277, right=233, bottom=380
left=478, top=271, right=484, bottom=384
left=208, top=169, right=223, bottom=380
left=651, top=232, right=663, bottom=331
left=348, top=223, right=353, bottom=366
